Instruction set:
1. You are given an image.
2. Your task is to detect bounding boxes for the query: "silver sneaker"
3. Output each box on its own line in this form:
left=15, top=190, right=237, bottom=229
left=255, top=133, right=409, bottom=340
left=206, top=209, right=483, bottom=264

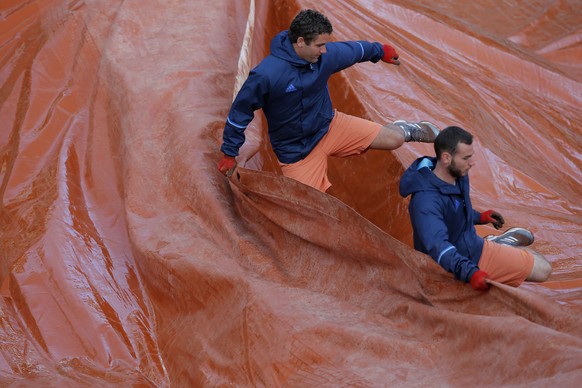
left=485, top=227, right=534, bottom=247
left=393, top=120, right=440, bottom=143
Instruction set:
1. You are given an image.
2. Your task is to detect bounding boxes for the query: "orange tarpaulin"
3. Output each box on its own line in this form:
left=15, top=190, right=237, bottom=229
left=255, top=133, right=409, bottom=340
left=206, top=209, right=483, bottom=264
left=1, top=0, right=581, bottom=386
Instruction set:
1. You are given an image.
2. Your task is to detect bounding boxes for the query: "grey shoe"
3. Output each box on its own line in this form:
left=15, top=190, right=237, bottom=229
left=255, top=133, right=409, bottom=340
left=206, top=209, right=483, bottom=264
left=485, top=227, right=534, bottom=247
left=393, top=120, right=440, bottom=143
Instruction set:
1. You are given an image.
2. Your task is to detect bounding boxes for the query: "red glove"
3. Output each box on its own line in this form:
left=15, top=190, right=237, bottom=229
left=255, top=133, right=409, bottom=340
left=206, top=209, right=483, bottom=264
left=470, top=270, right=490, bottom=291
left=381, top=44, right=400, bottom=65
left=217, top=154, right=236, bottom=175
left=479, top=210, right=505, bottom=229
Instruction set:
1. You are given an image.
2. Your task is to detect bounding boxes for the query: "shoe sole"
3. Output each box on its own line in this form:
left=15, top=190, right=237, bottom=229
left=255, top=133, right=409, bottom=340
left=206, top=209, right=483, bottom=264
left=418, top=121, right=440, bottom=143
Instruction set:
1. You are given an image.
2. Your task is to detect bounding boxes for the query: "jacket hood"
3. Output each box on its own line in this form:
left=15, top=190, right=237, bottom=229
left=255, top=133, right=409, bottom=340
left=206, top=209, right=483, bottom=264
left=399, top=156, right=460, bottom=197
left=270, top=31, right=311, bottom=67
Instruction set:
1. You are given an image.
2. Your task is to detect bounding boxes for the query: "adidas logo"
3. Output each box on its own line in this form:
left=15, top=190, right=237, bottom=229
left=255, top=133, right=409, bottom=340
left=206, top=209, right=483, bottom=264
left=285, top=83, right=297, bottom=93
left=495, top=236, right=520, bottom=244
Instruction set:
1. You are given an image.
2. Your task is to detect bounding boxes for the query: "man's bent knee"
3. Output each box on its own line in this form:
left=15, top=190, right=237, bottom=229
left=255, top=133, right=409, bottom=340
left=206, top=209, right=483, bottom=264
left=526, top=250, right=552, bottom=282
left=368, top=125, right=405, bottom=150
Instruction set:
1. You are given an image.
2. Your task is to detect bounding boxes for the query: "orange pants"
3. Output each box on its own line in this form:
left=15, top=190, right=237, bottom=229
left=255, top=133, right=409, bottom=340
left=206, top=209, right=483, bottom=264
left=478, top=240, right=535, bottom=287
left=279, top=111, right=382, bottom=192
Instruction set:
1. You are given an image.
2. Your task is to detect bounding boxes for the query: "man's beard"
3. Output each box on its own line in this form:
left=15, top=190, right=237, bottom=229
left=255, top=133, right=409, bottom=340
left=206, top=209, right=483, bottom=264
left=447, top=159, right=465, bottom=179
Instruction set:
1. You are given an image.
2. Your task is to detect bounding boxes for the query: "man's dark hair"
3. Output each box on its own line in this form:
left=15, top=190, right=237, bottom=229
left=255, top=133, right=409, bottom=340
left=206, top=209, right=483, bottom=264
left=434, top=126, right=473, bottom=159
left=288, top=9, right=333, bottom=45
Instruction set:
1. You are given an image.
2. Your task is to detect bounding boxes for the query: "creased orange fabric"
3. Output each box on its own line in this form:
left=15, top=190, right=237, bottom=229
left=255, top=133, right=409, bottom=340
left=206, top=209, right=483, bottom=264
left=1, top=0, right=581, bottom=386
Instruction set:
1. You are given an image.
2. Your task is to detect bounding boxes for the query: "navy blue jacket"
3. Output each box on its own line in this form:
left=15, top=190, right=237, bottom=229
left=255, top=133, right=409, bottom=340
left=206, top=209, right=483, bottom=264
left=399, top=157, right=485, bottom=283
left=221, top=30, right=384, bottom=164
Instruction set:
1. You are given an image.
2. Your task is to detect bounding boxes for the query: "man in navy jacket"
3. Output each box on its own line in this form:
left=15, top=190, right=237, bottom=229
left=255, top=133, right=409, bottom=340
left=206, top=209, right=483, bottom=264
left=218, top=9, right=439, bottom=192
left=399, top=126, right=552, bottom=290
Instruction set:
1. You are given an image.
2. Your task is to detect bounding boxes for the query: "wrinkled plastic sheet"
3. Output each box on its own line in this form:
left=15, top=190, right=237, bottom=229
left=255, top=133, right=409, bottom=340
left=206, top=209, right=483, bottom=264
left=1, top=0, right=581, bottom=386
